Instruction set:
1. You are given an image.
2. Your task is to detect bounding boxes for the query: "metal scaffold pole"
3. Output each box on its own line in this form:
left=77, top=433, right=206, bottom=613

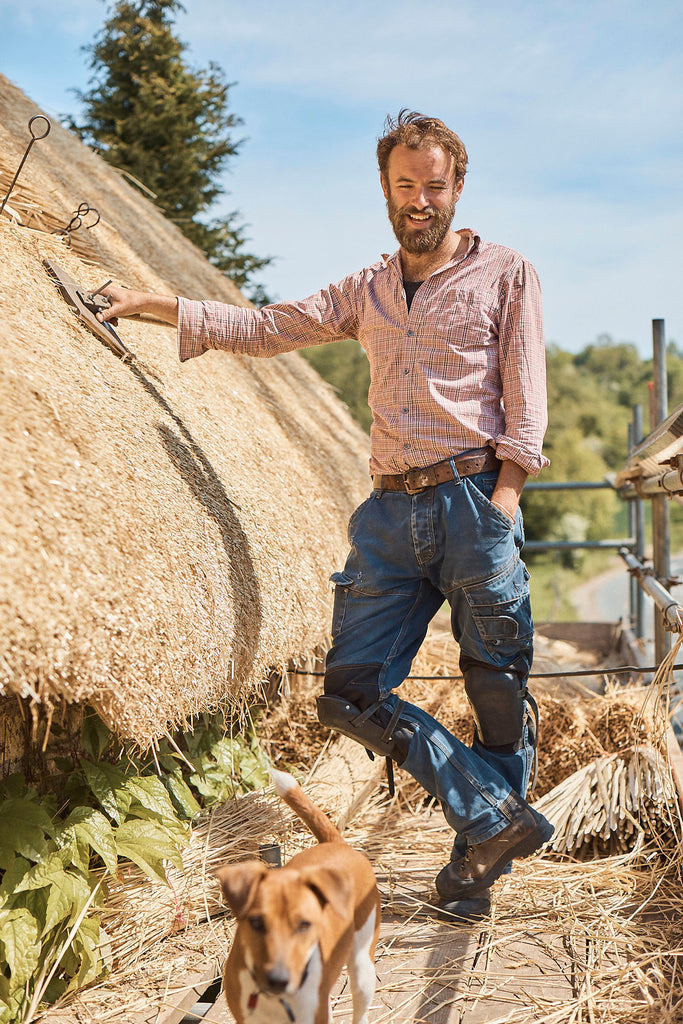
left=651, top=319, right=671, bottom=661
left=631, top=405, right=646, bottom=638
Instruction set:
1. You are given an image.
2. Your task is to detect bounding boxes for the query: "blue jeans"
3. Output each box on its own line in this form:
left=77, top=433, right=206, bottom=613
left=324, top=467, right=535, bottom=845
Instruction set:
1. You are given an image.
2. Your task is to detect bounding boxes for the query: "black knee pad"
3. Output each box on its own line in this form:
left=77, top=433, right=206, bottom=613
left=323, top=663, right=382, bottom=711
left=318, top=664, right=414, bottom=764
left=461, top=660, right=527, bottom=748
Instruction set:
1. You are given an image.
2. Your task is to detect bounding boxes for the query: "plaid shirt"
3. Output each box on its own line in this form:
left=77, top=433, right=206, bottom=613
left=178, top=230, right=548, bottom=477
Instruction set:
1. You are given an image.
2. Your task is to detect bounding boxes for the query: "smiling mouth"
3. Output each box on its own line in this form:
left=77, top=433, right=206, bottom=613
left=407, top=212, right=432, bottom=224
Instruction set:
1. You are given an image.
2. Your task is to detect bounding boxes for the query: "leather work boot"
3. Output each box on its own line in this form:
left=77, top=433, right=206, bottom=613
left=436, top=894, right=492, bottom=924
left=435, top=805, right=554, bottom=902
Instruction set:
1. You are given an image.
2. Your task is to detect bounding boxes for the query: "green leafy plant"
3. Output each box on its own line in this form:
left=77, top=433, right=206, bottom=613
left=0, top=707, right=271, bottom=1022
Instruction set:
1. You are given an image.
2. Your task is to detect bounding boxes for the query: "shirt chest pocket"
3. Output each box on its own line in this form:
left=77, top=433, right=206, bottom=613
left=438, top=290, right=498, bottom=354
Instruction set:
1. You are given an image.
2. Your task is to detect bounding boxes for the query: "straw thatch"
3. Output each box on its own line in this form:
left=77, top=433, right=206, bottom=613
left=0, top=75, right=370, bottom=748
left=37, top=645, right=683, bottom=1024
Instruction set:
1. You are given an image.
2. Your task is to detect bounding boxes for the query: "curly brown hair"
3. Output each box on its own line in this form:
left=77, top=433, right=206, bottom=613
left=377, top=109, right=468, bottom=184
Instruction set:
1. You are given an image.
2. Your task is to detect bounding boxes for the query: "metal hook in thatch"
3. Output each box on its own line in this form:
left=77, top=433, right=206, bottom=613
left=0, top=114, right=51, bottom=217
left=53, top=201, right=101, bottom=246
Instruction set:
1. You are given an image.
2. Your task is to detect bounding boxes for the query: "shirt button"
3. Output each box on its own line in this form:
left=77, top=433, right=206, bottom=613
left=403, top=407, right=409, bottom=414
left=403, top=368, right=410, bottom=374
left=407, top=329, right=414, bottom=336
left=404, top=442, right=410, bottom=449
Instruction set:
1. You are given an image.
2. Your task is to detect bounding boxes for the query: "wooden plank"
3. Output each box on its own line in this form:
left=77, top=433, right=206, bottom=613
left=130, top=960, right=222, bottom=1024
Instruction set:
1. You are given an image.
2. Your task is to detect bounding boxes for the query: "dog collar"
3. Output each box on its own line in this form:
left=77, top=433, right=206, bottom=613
left=246, top=992, right=295, bottom=1022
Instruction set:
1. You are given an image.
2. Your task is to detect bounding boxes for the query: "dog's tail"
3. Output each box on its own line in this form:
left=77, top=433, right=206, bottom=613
left=271, top=769, right=342, bottom=844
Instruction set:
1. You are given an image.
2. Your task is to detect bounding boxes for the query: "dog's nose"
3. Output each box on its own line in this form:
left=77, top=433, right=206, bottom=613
left=265, top=965, right=290, bottom=993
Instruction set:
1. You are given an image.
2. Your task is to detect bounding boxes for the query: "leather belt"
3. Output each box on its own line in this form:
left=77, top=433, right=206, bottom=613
left=373, top=448, right=500, bottom=495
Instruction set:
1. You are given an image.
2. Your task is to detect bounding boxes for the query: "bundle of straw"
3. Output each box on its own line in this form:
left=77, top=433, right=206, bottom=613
left=532, top=745, right=676, bottom=856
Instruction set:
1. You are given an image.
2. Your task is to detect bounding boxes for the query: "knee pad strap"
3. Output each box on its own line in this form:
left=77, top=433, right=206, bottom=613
left=316, top=694, right=414, bottom=764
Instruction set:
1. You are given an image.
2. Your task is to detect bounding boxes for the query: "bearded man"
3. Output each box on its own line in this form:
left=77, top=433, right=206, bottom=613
left=99, top=110, right=553, bottom=920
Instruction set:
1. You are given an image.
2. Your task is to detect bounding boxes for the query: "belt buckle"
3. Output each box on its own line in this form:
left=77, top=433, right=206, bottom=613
left=403, top=468, right=431, bottom=494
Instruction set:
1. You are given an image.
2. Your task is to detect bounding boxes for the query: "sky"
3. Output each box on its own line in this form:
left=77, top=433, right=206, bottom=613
left=2, top=0, right=682, bottom=356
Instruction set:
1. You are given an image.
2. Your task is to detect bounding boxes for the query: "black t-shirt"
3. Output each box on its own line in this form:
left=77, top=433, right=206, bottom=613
left=404, top=279, right=424, bottom=311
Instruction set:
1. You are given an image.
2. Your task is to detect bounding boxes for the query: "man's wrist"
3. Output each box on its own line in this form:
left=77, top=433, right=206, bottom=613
left=490, top=498, right=516, bottom=523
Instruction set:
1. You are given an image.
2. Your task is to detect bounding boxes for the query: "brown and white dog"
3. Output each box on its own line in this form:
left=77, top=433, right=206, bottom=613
left=215, top=769, right=380, bottom=1024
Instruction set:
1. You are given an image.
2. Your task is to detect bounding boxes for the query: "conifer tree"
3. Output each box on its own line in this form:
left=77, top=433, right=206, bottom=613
left=71, top=0, right=271, bottom=301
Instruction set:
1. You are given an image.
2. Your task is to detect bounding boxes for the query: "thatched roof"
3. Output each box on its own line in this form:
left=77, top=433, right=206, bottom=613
left=0, top=75, right=370, bottom=746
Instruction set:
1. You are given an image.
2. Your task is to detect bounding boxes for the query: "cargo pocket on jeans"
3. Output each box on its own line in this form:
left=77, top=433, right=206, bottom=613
left=463, top=559, right=533, bottom=664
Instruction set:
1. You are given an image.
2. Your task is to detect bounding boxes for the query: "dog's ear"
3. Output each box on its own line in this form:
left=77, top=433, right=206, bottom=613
left=214, top=861, right=269, bottom=919
left=298, top=867, right=354, bottom=920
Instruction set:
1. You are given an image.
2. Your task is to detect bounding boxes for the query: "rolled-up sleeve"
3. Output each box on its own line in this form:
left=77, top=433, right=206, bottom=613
left=495, top=259, right=549, bottom=476
left=177, top=279, right=359, bottom=363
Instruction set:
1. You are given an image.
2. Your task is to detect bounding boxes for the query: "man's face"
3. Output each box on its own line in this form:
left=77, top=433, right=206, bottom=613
left=381, top=144, right=463, bottom=255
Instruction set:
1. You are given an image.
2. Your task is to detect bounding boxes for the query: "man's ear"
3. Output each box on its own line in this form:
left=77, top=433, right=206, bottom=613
left=214, top=861, right=268, bottom=919
left=454, top=177, right=464, bottom=202
left=380, top=171, right=389, bottom=201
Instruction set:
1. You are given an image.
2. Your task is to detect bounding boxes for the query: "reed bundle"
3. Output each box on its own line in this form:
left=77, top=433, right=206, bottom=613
left=533, top=745, right=676, bottom=856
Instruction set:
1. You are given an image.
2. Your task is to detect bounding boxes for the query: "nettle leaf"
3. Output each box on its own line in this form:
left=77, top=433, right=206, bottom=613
left=0, top=798, right=54, bottom=868
left=81, top=760, right=131, bottom=823
left=58, top=807, right=118, bottom=877
left=115, top=819, right=184, bottom=885
left=98, top=922, right=114, bottom=973
left=188, top=765, right=233, bottom=802
left=0, top=906, right=41, bottom=984
left=81, top=709, right=111, bottom=760
left=42, top=880, right=77, bottom=937
left=0, top=774, right=29, bottom=800
left=164, top=773, right=201, bottom=820
left=213, top=736, right=239, bottom=771
left=11, top=849, right=73, bottom=894
left=0, top=981, right=24, bottom=1024
left=68, top=916, right=107, bottom=990
left=0, top=854, right=31, bottom=898
left=21, top=887, right=49, bottom=932
left=124, top=774, right=178, bottom=822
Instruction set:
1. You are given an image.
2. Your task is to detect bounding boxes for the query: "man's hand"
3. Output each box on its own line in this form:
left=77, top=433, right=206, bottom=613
left=95, top=285, right=179, bottom=327
left=491, top=460, right=528, bottom=523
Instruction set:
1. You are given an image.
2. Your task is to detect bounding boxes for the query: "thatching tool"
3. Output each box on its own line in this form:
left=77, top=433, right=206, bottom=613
left=43, top=258, right=132, bottom=360
left=0, top=114, right=51, bottom=217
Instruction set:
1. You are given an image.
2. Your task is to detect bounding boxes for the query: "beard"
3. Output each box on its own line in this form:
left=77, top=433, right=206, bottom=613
left=386, top=191, right=457, bottom=254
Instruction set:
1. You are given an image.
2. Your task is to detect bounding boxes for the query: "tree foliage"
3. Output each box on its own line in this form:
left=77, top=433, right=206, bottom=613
left=300, top=339, right=372, bottom=432
left=70, top=0, right=271, bottom=301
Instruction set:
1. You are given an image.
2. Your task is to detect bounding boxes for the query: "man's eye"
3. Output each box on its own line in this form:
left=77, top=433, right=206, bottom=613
left=248, top=916, right=266, bottom=932
left=296, top=920, right=311, bottom=933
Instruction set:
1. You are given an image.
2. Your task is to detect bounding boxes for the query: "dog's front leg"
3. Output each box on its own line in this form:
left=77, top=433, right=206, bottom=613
left=312, top=993, right=332, bottom=1024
